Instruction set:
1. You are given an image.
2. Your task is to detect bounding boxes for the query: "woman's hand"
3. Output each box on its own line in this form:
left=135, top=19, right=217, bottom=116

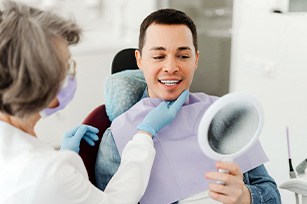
left=60, top=124, right=99, bottom=153
left=137, top=90, right=189, bottom=137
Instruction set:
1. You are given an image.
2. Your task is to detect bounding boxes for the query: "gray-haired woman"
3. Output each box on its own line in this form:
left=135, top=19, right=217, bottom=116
left=0, top=1, right=188, bottom=203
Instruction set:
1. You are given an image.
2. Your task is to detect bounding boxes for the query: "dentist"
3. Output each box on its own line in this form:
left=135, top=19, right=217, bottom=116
left=0, top=1, right=188, bottom=204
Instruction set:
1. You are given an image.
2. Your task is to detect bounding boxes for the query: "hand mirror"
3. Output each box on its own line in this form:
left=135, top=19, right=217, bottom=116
left=198, top=93, right=264, bottom=161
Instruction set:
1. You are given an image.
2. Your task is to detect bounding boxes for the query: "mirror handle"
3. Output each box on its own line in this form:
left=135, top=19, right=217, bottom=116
left=216, top=168, right=229, bottom=185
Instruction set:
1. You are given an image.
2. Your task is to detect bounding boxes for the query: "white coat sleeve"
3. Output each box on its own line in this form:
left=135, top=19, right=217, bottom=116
left=104, top=133, right=155, bottom=203
left=35, top=133, right=155, bottom=204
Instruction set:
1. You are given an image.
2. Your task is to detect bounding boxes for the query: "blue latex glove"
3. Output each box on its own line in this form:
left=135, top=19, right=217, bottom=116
left=137, top=90, right=189, bottom=137
left=60, top=124, right=99, bottom=153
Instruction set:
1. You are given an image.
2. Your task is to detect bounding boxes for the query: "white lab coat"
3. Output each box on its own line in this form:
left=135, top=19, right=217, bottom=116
left=0, top=121, right=155, bottom=204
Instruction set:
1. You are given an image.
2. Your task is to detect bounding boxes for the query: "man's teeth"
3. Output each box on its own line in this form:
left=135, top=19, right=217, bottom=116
left=160, top=80, right=179, bottom=86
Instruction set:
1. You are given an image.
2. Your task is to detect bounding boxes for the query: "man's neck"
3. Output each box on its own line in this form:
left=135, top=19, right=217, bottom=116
left=141, top=87, right=149, bottom=99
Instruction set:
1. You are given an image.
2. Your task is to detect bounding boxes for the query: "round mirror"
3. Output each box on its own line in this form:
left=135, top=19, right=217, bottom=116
left=198, top=93, right=264, bottom=161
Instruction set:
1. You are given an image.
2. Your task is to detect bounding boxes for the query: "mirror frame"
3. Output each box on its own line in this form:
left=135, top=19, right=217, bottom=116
left=197, top=93, right=264, bottom=161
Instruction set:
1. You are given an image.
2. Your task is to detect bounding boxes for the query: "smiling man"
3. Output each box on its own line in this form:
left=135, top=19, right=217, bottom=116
left=95, top=9, right=281, bottom=204
left=135, top=23, right=198, bottom=101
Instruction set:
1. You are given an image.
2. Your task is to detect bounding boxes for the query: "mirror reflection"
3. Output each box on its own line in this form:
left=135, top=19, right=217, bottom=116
left=207, top=101, right=259, bottom=154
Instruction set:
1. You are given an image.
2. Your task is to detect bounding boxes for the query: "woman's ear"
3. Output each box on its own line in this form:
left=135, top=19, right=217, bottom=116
left=47, top=97, right=59, bottom=108
left=135, top=49, right=143, bottom=71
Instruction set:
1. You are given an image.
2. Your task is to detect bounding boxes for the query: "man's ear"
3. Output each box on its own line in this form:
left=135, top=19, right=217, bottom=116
left=194, top=50, right=200, bottom=70
left=135, top=49, right=143, bottom=71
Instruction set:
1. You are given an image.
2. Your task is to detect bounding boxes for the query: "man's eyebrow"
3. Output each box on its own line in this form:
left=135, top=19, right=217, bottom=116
left=178, top=46, right=192, bottom=51
left=149, top=46, right=192, bottom=51
left=149, top=47, right=166, bottom=51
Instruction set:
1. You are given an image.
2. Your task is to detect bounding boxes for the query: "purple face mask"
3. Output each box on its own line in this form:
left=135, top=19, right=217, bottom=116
left=40, top=75, right=77, bottom=117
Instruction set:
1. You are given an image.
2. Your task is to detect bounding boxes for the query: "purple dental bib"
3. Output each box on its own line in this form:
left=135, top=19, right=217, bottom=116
left=111, top=93, right=268, bottom=204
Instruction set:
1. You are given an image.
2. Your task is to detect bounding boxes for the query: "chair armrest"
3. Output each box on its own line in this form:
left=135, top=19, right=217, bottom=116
left=79, top=104, right=111, bottom=186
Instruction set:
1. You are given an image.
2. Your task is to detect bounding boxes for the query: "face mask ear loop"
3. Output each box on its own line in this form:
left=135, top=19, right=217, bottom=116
left=39, top=76, right=77, bottom=117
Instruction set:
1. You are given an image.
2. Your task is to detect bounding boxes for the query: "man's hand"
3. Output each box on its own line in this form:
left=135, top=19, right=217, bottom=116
left=60, top=124, right=99, bottom=153
left=137, top=90, right=189, bottom=137
left=205, top=161, right=251, bottom=204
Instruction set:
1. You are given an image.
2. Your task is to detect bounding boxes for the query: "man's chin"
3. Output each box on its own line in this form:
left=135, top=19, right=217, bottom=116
left=159, top=93, right=181, bottom=101
left=150, top=89, right=185, bottom=101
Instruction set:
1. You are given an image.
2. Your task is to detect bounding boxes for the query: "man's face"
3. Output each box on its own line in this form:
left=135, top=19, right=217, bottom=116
left=136, top=24, right=199, bottom=100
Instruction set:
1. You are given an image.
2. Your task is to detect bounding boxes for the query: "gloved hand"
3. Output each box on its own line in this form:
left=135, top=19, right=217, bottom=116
left=60, top=124, right=99, bottom=153
left=137, top=90, right=189, bottom=137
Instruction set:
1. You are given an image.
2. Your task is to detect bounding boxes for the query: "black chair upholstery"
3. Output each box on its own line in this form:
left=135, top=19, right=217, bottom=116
left=111, top=48, right=138, bottom=74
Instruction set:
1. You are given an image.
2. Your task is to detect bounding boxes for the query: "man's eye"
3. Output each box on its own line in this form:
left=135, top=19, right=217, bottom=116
left=178, top=55, right=190, bottom=59
left=153, top=56, right=165, bottom=60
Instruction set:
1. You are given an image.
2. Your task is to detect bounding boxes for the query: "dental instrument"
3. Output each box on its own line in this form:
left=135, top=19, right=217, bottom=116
left=297, top=159, right=307, bottom=176
left=286, top=126, right=299, bottom=204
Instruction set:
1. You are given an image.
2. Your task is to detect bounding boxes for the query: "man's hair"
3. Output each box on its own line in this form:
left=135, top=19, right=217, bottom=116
left=138, top=8, right=198, bottom=53
left=0, top=0, right=81, bottom=118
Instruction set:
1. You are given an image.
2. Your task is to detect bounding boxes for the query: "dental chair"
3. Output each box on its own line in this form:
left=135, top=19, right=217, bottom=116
left=79, top=48, right=138, bottom=185
left=111, top=48, right=138, bottom=74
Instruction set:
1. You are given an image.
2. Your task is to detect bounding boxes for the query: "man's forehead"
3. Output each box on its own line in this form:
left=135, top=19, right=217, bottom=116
left=145, top=24, right=191, bottom=37
left=143, top=24, right=194, bottom=51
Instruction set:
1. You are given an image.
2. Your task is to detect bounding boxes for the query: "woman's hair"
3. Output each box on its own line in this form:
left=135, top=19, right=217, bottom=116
left=138, top=8, right=198, bottom=53
left=0, top=0, right=81, bottom=118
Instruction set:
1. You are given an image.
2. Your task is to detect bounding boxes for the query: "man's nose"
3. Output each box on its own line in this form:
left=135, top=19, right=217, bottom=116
left=162, top=58, right=179, bottom=74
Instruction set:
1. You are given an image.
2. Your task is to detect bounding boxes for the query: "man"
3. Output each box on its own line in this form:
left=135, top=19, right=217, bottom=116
left=96, top=9, right=281, bottom=204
